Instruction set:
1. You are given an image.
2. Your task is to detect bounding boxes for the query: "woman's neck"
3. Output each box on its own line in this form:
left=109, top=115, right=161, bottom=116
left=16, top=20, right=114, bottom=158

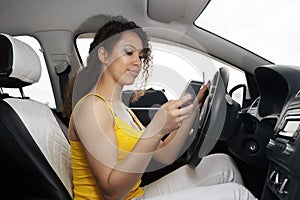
left=94, top=77, right=123, bottom=102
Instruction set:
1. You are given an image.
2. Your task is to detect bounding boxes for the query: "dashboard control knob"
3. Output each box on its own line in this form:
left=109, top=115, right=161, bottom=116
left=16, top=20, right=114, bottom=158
left=247, top=140, right=258, bottom=153
left=278, top=178, right=289, bottom=195
left=269, top=170, right=280, bottom=185
left=283, top=144, right=295, bottom=155
left=267, top=139, right=276, bottom=149
left=269, top=170, right=276, bottom=182
left=274, top=172, right=280, bottom=185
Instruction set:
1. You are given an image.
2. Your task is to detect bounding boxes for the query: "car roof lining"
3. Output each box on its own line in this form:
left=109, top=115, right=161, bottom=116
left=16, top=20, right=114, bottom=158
left=0, top=0, right=271, bottom=74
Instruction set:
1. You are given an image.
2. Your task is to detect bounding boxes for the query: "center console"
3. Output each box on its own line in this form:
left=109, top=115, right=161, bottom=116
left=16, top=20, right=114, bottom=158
left=261, top=96, right=300, bottom=200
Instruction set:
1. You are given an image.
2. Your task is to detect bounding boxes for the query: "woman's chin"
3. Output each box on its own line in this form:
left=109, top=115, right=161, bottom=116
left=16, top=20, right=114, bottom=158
left=119, top=77, right=136, bottom=86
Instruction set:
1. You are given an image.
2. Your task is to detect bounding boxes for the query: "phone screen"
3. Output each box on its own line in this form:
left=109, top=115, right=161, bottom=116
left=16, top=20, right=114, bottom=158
left=180, top=80, right=203, bottom=108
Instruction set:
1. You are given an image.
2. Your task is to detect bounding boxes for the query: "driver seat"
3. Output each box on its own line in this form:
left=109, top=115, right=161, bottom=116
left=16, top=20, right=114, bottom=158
left=0, top=33, right=73, bottom=199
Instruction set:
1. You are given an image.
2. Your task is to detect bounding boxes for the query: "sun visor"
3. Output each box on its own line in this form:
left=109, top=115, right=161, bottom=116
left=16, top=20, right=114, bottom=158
left=147, top=0, right=209, bottom=23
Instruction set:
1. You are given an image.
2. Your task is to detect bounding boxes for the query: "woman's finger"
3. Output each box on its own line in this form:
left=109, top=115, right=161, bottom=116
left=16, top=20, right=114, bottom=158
left=177, top=93, right=193, bottom=108
left=179, top=104, right=194, bottom=120
left=196, top=82, right=210, bottom=104
left=171, top=103, right=193, bottom=122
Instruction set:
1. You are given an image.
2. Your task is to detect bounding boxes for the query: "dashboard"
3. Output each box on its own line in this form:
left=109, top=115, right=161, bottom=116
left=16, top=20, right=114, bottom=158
left=263, top=95, right=300, bottom=200
left=254, top=65, right=300, bottom=117
left=226, top=65, right=300, bottom=199
left=254, top=65, right=300, bottom=200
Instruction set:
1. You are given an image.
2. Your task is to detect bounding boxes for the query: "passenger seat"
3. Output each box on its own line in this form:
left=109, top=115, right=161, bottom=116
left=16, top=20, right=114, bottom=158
left=0, top=33, right=72, bottom=199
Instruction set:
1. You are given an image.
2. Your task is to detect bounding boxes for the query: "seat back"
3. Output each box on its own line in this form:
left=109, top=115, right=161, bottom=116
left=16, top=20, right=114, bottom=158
left=122, top=88, right=168, bottom=126
left=0, top=33, right=72, bottom=199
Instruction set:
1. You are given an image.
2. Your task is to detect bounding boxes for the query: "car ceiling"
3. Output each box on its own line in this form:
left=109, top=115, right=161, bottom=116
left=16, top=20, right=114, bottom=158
left=0, top=0, right=271, bottom=73
left=0, top=0, right=205, bottom=34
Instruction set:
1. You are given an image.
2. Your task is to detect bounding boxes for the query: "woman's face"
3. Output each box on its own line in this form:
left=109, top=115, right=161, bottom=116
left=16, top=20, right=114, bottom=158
left=104, top=31, right=144, bottom=86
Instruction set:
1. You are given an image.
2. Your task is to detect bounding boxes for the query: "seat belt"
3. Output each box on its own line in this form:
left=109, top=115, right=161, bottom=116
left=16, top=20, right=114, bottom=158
left=53, top=54, right=71, bottom=101
left=57, top=64, right=71, bottom=101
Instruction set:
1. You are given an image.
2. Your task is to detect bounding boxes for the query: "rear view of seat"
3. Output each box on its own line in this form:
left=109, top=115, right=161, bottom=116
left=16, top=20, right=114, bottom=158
left=122, top=88, right=168, bottom=126
left=0, top=33, right=72, bottom=199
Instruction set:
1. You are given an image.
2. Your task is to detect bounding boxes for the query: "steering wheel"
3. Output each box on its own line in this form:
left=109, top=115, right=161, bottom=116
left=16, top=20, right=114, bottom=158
left=185, top=68, right=228, bottom=168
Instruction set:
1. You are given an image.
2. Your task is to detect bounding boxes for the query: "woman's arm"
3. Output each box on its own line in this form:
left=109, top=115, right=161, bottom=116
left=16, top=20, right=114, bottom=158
left=72, top=94, right=193, bottom=199
left=152, top=83, right=210, bottom=165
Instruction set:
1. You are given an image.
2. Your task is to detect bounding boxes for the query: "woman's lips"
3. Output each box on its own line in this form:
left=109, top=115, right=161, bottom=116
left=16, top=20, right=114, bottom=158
left=128, top=69, right=140, bottom=77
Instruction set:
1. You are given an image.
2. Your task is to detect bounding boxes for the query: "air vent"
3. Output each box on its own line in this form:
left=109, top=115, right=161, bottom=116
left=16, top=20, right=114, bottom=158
left=288, top=96, right=300, bottom=108
left=296, top=90, right=300, bottom=97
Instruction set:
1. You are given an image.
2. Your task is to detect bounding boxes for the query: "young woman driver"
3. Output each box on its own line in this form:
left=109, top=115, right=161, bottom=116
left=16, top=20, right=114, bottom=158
left=68, top=16, right=257, bottom=200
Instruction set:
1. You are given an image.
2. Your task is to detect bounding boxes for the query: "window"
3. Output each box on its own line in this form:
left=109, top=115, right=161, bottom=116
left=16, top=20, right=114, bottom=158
left=76, top=35, right=246, bottom=100
left=195, top=0, right=300, bottom=66
left=3, top=36, right=56, bottom=108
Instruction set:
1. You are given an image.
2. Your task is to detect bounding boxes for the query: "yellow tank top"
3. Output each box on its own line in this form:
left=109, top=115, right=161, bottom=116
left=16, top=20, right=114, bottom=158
left=70, top=93, right=144, bottom=200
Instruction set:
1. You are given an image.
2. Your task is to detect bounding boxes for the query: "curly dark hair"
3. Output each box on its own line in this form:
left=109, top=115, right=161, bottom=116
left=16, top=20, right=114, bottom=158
left=88, top=17, right=153, bottom=102
left=63, top=16, right=153, bottom=118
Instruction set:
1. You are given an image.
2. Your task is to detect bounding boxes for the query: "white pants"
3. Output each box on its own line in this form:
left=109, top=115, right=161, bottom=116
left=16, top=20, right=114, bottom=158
left=142, top=153, right=257, bottom=200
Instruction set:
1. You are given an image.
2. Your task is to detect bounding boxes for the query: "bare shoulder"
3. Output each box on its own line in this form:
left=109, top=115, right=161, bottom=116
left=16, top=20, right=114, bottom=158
left=73, top=95, right=113, bottom=121
left=70, top=95, right=115, bottom=141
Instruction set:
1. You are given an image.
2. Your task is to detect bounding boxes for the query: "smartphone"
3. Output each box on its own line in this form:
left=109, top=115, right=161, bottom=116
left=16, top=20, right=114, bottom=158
left=180, top=80, right=203, bottom=108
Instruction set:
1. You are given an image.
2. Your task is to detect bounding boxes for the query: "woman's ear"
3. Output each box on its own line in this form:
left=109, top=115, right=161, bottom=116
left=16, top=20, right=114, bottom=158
left=98, top=47, right=108, bottom=65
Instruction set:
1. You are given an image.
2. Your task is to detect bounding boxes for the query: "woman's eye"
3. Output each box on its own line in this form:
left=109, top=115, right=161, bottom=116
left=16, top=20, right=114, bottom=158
left=125, top=50, right=133, bottom=56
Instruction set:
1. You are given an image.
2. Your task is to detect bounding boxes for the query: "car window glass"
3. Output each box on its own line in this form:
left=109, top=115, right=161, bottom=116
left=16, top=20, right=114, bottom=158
left=2, top=36, right=56, bottom=108
left=195, top=0, right=300, bottom=66
left=76, top=35, right=246, bottom=100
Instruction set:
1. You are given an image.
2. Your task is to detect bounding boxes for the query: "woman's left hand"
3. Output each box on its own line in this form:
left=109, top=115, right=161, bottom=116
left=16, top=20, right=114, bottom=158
left=195, top=82, right=210, bottom=109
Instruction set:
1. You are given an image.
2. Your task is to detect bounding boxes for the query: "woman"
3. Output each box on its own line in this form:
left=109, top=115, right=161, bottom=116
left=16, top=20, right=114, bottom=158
left=68, top=16, right=256, bottom=200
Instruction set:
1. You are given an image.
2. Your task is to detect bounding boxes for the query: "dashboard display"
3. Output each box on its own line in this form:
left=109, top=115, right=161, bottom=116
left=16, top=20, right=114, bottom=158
left=279, top=120, right=300, bottom=137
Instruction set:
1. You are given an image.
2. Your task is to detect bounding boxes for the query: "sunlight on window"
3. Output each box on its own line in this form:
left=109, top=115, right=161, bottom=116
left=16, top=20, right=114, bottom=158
left=76, top=36, right=246, bottom=100
left=195, top=0, right=300, bottom=66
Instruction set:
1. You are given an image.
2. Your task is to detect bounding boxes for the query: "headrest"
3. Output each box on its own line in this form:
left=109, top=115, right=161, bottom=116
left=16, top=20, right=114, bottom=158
left=0, top=33, right=41, bottom=88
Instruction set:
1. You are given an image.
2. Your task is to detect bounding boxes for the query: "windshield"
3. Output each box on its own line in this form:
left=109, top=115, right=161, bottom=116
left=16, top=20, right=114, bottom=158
left=195, top=0, right=300, bottom=67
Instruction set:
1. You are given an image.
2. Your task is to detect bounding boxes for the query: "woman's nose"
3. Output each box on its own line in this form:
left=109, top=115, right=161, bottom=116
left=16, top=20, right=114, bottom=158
left=133, top=53, right=142, bottom=66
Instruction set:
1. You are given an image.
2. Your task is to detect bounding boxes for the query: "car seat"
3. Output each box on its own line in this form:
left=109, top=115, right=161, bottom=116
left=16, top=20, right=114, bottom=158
left=122, top=88, right=168, bottom=126
left=0, top=33, right=72, bottom=200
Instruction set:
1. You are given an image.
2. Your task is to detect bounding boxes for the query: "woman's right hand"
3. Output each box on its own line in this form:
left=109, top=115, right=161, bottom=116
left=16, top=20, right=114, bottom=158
left=146, top=94, right=194, bottom=138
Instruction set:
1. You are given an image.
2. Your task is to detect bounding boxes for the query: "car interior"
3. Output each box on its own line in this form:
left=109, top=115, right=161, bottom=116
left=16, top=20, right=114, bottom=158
left=0, top=33, right=73, bottom=200
left=0, top=0, right=300, bottom=200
